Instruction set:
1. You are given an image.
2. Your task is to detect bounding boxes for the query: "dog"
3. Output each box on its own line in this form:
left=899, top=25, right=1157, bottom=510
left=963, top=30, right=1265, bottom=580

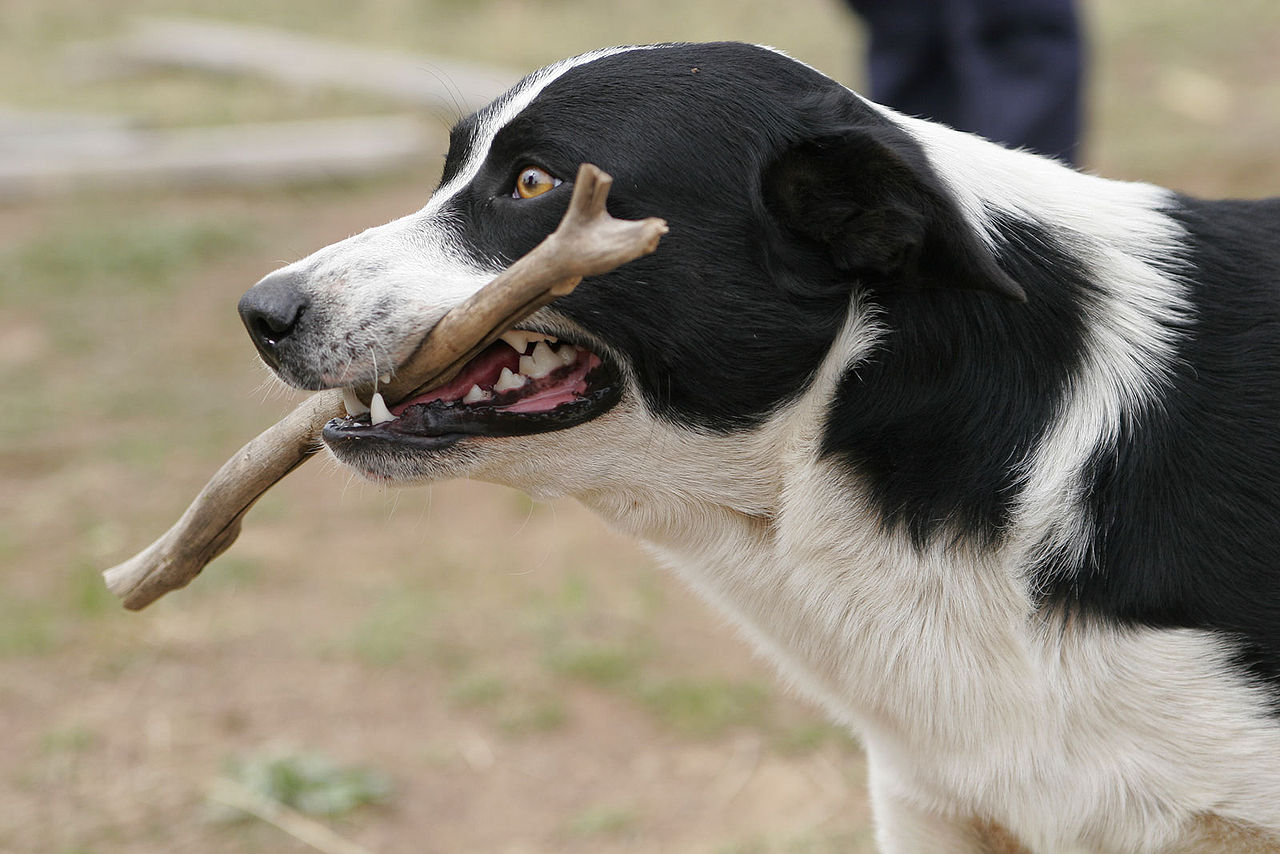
left=236, top=43, right=1280, bottom=853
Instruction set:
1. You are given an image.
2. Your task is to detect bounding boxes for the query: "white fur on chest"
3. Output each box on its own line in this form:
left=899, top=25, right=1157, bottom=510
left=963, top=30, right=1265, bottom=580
left=556, top=291, right=1280, bottom=852
left=594, top=450, right=1280, bottom=853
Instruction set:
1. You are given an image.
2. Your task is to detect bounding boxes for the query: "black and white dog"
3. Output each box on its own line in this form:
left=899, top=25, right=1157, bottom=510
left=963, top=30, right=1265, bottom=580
left=237, top=44, right=1280, bottom=853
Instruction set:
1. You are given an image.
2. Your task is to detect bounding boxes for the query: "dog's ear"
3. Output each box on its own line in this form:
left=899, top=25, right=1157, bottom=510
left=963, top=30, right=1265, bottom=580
left=763, top=107, right=1026, bottom=302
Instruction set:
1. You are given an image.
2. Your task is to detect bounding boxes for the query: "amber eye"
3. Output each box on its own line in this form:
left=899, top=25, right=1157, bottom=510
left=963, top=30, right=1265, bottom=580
left=513, top=165, right=561, bottom=199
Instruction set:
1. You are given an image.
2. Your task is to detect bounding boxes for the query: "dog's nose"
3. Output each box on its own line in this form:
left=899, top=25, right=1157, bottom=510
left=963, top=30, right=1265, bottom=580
left=238, top=270, right=310, bottom=368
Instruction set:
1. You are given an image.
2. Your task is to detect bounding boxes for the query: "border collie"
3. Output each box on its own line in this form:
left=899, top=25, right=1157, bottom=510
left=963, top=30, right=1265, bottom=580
left=236, top=43, right=1280, bottom=853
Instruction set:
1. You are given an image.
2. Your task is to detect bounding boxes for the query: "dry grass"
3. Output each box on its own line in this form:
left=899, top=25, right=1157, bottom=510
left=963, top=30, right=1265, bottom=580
left=0, top=1, right=1276, bottom=852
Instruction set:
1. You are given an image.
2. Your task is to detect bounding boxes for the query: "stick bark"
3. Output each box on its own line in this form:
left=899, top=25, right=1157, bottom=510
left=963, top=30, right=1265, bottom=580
left=104, top=163, right=666, bottom=610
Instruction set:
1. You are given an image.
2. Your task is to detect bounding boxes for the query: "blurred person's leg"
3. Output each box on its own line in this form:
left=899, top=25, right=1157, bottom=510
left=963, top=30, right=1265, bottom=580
left=957, top=0, right=1083, bottom=164
left=845, top=0, right=965, bottom=130
left=844, top=0, right=1083, bottom=166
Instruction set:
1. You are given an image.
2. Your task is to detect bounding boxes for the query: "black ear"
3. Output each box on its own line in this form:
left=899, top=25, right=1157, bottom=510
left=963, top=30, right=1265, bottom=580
left=763, top=111, right=1027, bottom=302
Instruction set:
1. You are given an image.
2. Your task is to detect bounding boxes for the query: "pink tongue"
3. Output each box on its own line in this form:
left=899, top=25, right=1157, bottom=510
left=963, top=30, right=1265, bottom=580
left=503, top=361, right=594, bottom=413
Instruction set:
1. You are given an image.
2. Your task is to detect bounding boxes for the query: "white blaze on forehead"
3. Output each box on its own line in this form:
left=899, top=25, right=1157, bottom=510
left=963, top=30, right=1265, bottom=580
left=254, top=46, right=654, bottom=388
left=423, top=45, right=655, bottom=217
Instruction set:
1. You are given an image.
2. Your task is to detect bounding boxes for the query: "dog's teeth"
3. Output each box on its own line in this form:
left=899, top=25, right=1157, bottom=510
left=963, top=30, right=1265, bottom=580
left=342, top=387, right=370, bottom=417
left=530, top=341, right=561, bottom=377
left=519, top=344, right=559, bottom=380
left=556, top=343, right=578, bottom=366
left=499, top=330, right=556, bottom=355
left=379, top=372, right=391, bottom=385
left=499, top=330, right=533, bottom=354
left=369, top=392, right=396, bottom=425
left=463, top=384, right=490, bottom=404
left=494, top=367, right=527, bottom=392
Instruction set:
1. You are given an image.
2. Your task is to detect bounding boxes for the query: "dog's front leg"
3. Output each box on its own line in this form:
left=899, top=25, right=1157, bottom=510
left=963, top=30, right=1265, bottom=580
left=871, top=794, right=993, bottom=854
left=868, top=765, right=1024, bottom=854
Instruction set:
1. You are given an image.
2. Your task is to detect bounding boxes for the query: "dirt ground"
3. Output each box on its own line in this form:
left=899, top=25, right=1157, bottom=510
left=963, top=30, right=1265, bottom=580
left=1, top=170, right=876, bottom=854
left=1, top=2, right=1277, bottom=853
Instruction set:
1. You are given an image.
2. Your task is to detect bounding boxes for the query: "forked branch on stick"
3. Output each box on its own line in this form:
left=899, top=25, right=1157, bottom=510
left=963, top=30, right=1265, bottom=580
left=103, top=163, right=667, bottom=610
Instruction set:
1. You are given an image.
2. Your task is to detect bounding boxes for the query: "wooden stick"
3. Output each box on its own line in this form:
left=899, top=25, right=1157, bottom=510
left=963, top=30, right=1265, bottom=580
left=103, top=164, right=666, bottom=610
left=379, top=163, right=666, bottom=403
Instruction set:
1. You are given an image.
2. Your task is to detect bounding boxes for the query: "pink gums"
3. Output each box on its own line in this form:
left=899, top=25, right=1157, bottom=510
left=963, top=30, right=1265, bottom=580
left=390, top=341, right=600, bottom=416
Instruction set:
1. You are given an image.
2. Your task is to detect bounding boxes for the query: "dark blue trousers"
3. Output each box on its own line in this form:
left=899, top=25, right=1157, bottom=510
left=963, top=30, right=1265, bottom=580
left=845, top=0, right=1083, bottom=165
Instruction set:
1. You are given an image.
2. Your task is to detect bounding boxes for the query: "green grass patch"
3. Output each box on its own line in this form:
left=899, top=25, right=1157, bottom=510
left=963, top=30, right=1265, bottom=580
left=159, top=550, right=263, bottom=602
left=556, top=572, right=591, bottom=613
left=639, top=679, right=771, bottom=738
left=544, top=641, right=640, bottom=687
left=499, top=696, right=569, bottom=735
left=448, top=673, right=507, bottom=708
left=200, top=555, right=263, bottom=590
left=41, top=724, right=99, bottom=756
left=448, top=673, right=569, bottom=735
left=0, top=523, right=17, bottom=564
left=101, top=434, right=173, bottom=471
left=213, top=748, right=394, bottom=820
left=1, top=215, right=257, bottom=297
left=565, top=804, right=637, bottom=838
left=526, top=581, right=797, bottom=742
left=0, top=597, right=60, bottom=658
left=67, top=562, right=117, bottom=618
left=342, top=590, right=437, bottom=666
left=771, top=721, right=857, bottom=756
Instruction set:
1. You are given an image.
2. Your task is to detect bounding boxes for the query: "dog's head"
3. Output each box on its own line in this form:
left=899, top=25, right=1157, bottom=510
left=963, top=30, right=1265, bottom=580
left=238, top=43, right=1023, bottom=502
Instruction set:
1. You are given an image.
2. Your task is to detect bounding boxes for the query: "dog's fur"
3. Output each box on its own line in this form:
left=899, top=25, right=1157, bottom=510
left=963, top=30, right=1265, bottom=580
left=239, top=44, right=1280, bottom=853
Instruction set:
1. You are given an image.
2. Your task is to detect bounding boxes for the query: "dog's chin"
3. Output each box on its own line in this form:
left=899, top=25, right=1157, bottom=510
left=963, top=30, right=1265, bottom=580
left=323, top=437, right=473, bottom=484
left=320, top=332, right=623, bottom=483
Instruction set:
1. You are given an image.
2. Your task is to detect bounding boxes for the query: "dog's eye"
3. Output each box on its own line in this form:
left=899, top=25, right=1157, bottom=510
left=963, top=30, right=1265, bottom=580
left=513, top=166, right=561, bottom=199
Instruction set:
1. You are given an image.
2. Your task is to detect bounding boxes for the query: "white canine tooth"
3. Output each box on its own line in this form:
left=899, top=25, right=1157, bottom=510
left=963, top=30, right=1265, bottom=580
left=557, top=343, right=579, bottom=366
left=499, top=330, right=555, bottom=354
left=494, top=367, right=527, bottom=392
left=519, top=354, right=537, bottom=376
left=369, top=392, right=396, bottom=425
left=499, top=330, right=533, bottom=354
left=342, top=387, right=370, bottom=416
left=463, top=384, right=490, bottom=404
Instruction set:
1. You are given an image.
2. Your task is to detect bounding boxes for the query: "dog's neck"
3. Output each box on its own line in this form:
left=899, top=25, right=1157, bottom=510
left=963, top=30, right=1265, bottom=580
left=574, top=429, right=1038, bottom=749
left=557, top=309, right=1040, bottom=751
left=526, top=124, right=1194, bottom=753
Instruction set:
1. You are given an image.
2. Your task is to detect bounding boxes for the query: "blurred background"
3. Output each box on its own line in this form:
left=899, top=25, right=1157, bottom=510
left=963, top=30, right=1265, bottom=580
left=1, top=2, right=1277, bottom=852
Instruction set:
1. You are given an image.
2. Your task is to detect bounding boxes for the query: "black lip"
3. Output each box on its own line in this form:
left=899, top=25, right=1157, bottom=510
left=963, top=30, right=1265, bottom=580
left=321, top=361, right=622, bottom=451
left=322, top=420, right=465, bottom=452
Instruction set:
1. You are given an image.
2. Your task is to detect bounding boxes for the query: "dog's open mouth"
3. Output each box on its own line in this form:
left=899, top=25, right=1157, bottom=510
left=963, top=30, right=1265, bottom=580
left=322, top=330, right=620, bottom=450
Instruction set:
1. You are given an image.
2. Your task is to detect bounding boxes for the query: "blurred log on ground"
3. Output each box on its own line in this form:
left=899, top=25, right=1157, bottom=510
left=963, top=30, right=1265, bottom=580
left=0, top=18, right=522, bottom=199
left=0, top=114, right=433, bottom=200
left=68, top=16, right=519, bottom=114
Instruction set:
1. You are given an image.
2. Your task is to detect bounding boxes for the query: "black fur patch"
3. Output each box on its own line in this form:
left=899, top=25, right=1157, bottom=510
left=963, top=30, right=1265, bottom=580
left=434, top=43, right=1280, bottom=698
left=1037, top=196, right=1280, bottom=692
left=434, top=43, right=863, bottom=430
left=435, top=44, right=1027, bottom=432
left=822, top=214, right=1093, bottom=545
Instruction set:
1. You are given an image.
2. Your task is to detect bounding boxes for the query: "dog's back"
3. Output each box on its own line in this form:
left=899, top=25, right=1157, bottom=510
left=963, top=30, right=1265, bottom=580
left=1033, top=193, right=1280, bottom=691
